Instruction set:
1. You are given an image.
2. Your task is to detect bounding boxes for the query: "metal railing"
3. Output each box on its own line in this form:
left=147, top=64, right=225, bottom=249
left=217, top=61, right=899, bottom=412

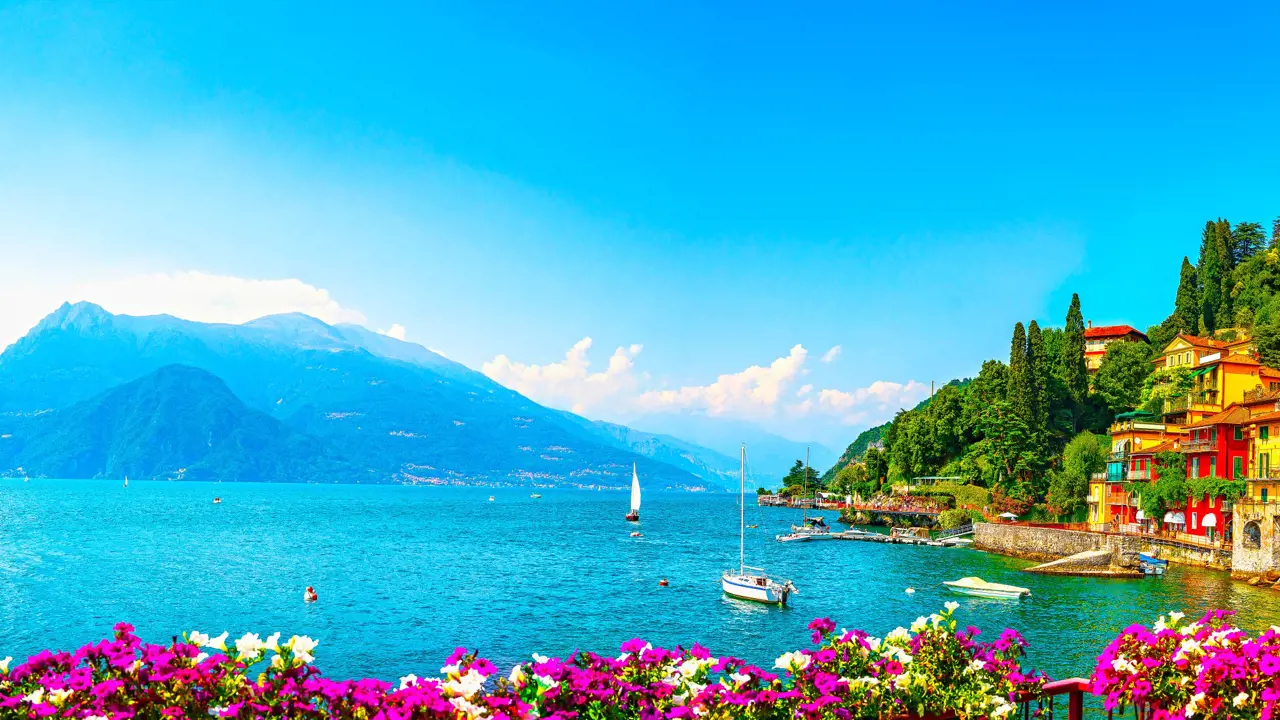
left=1126, top=469, right=1150, bottom=481
left=1165, top=397, right=1190, bottom=413
left=1179, top=438, right=1215, bottom=453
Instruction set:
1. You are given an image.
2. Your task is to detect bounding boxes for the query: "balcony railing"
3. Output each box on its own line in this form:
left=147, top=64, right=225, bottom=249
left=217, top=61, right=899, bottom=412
left=1244, top=386, right=1280, bottom=404
left=1179, top=438, right=1216, bottom=453
left=1127, top=469, right=1150, bottom=481
left=1107, top=451, right=1129, bottom=463
left=1257, top=467, right=1280, bottom=479
left=1165, top=397, right=1190, bottom=413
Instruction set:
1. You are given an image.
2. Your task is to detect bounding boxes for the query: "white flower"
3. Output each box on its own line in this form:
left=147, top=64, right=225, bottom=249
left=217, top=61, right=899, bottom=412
left=1169, top=611, right=1185, bottom=623
left=399, top=674, right=419, bottom=690
left=271, top=654, right=285, bottom=670
left=189, top=631, right=211, bottom=646
left=1185, top=691, right=1205, bottom=717
left=1180, top=622, right=1200, bottom=637
left=85, top=716, right=108, bottom=720
left=206, top=631, right=229, bottom=651
left=445, top=669, right=488, bottom=699
left=264, top=632, right=281, bottom=652
left=440, top=663, right=461, bottom=676
left=678, top=658, right=703, bottom=678
left=533, top=674, right=558, bottom=689
left=1234, top=692, right=1250, bottom=708
left=450, top=696, right=489, bottom=719
left=236, top=633, right=265, bottom=660
left=773, top=651, right=810, bottom=671
left=886, top=627, right=910, bottom=642
left=910, top=616, right=928, bottom=633
left=1153, top=618, right=1168, bottom=632
left=729, top=671, right=750, bottom=687
left=1179, top=638, right=1201, bottom=655
left=195, top=652, right=210, bottom=664
left=0, top=657, right=10, bottom=674
left=967, top=659, right=986, bottom=673
left=532, top=653, right=549, bottom=663
left=289, top=635, right=318, bottom=664
left=929, top=613, right=943, bottom=627
left=47, top=688, right=71, bottom=706
left=989, top=695, right=1016, bottom=719
left=23, top=688, right=43, bottom=705
left=507, top=665, right=525, bottom=685
left=944, top=601, right=959, bottom=613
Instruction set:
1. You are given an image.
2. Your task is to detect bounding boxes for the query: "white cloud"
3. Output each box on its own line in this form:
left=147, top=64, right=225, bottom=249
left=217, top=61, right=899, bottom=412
left=816, top=380, right=931, bottom=425
left=0, top=270, right=386, bottom=352
left=796, top=384, right=813, bottom=397
left=635, top=345, right=808, bottom=419
left=380, top=324, right=407, bottom=340
left=821, top=345, right=842, bottom=363
left=481, top=337, right=645, bottom=415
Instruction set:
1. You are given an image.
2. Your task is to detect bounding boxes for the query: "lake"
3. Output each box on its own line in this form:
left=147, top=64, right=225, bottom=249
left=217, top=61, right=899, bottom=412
left=2, top=479, right=1278, bottom=685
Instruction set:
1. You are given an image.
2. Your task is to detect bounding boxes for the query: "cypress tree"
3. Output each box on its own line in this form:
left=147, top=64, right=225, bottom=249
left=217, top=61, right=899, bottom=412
left=1215, top=218, right=1235, bottom=325
left=1027, top=320, right=1050, bottom=436
left=1199, top=221, right=1222, bottom=334
left=1272, top=217, right=1280, bottom=249
left=1174, top=257, right=1200, bottom=334
left=1009, top=322, right=1033, bottom=426
left=1061, top=294, right=1088, bottom=405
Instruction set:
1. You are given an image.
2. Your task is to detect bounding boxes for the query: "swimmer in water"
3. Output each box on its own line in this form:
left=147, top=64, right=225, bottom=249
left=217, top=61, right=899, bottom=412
left=304, top=586, right=318, bottom=602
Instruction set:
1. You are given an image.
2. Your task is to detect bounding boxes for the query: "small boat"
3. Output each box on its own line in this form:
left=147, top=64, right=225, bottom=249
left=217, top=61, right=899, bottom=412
left=791, top=515, right=833, bottom=539
left=530, top=493, right=542, bottom=499
left=625, top=463, right=641, bottom=521
left=943, top=577, right=1030, bottom=599
left=123, top=476, right=129, bottom=488
left=488, top=496, right=495, bottom=502
left=724, top=446, right=797, bottom=605
left=630, top=531, right=642, bottom=538
left=212, top=497, right=222, bottom=504
left=746, top=524, right=758, bottom=529
left=775, top=532, right=812, bottom=543
left=1139, top=552, right=1167, bottom=566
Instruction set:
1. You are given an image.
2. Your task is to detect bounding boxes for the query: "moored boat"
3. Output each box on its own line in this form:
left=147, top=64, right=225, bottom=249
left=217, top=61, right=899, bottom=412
left=723, top=446, right=797, bottom=605
left=943, top=576, right=1030, bottom=599
left=775, top=532, right=812, bottom=543
left=530, top=493, right=542, bottom=499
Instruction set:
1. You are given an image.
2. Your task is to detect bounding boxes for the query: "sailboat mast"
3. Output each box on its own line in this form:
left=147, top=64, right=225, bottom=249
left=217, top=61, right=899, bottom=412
left=803, top=447, right=809, bottom=523
left=739, top=445, right=745, bottom=576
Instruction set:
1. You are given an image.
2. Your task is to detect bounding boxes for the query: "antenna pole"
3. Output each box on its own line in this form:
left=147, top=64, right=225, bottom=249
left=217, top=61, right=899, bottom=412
left=740, top=445, right=745, bottom=576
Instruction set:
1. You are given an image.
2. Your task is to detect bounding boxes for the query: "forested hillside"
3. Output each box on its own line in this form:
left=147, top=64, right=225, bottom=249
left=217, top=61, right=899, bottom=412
left=823, top=216, right=1280, bottom=515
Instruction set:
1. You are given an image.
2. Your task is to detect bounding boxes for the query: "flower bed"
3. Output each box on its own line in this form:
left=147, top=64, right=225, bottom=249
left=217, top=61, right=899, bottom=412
left=0, top=604, right=1050, bottom=719
left=1091, top=609, right=1280, bottom=718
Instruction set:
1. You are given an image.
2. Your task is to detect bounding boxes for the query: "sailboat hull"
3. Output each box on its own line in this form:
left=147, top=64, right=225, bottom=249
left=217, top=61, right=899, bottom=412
left=625, top=511, right=639, bottom=521
left=721, top=574, right=787, bottom=604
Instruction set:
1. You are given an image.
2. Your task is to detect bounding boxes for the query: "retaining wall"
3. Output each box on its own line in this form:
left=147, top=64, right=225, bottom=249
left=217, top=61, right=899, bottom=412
left=974, top=523, right=1231, bottom=571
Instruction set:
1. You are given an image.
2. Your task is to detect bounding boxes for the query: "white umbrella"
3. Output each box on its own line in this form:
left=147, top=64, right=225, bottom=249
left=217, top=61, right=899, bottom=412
left=998, top=512, right=1018, bottom=520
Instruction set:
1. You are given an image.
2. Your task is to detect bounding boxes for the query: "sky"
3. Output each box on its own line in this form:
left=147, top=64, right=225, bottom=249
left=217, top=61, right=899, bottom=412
left=1, top=1, right=1279, bottom=448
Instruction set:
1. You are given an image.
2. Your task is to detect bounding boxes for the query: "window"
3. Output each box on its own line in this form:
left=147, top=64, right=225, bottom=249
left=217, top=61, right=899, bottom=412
left=1263, top=452, right=1271, bottom=477
left=1263, top=426, right=1271, bottom=441
left=1191, top=512, right=1198, bottom=530
left=1211, top=428, right=1217, bottom=443
left=1264, top=488, right=1270, bottom=503
left=1210, top=457, right=1217, bottom=477
left=1234, top=456, right=1243, bottom=478
left=1192, top=457, right=1200, bottom=476
left=1243, top=521, right=1262, bottom=549
left=1235, top=427, right=1244, bottom=441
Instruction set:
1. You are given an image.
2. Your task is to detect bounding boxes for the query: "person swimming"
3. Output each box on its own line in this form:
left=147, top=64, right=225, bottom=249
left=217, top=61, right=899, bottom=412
left=304, top=586, right=318, bottom=603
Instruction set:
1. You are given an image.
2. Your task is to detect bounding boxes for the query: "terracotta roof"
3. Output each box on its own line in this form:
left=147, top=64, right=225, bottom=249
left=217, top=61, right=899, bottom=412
left=1131, top=439, right=1179, bottom=456
left=1247, top=409, right=1280, bottom=424
left=1261, top=366, right=1280, bottom=379
left=1175, top=333, right=1230, bottom=349
left=1217, top=352, right=1261, bottom=366
left=1188, top=404, right=1253, bottom=428
left=1084, top=324, right=1148, bottom=340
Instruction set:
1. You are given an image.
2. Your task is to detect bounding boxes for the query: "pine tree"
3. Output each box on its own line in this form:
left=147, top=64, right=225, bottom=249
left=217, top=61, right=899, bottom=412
left=1174, top=257, right=1200, bottom=334
left=1272, top=217, right=1280, bottom=249
left=1234, top=221, right=1266, bottom=261
left=1199, top=221, right=1222, bottom=334
left=1215, top=218, right=1235, bottom=325
left=1009, top=322, right=1033, bottom=426
left=1027, top=320, right=1050, bottom=436
left=1060, top=294, right=1088, bottom=406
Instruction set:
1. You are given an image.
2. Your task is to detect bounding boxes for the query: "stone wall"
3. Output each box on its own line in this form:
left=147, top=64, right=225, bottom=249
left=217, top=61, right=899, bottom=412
left=1232, top=501, right=1280, bottom=580
left=973, top=523, right=1232, bottom=571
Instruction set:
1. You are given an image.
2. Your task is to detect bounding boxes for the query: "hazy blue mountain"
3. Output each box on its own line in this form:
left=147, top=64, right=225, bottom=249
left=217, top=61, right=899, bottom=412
left=0, top=303, right=721, bottom=489
left=0, top=365, right=366, bottom=482
left=623, top=413, right=837, bottom=482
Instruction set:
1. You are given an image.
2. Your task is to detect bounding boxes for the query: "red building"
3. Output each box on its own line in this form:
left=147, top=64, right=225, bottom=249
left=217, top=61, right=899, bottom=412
left=1083, top=323, right=1149, bottom=372
left=1177, top=405, right=1249, bottom=540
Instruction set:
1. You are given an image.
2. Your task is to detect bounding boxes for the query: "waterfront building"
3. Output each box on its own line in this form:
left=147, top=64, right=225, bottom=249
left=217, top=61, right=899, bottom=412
left=1244, top=407, right=1280, bottom=503
left=1082, top=322, right=1148, bottom=372
left=1154, top=332, right=1279, bottom=426
left=1089, top=413, right=1182, bottom=531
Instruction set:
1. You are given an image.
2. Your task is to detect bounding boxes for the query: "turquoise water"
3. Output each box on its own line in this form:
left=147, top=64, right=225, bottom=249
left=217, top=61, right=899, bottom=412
left=2, top=479, right=1279, bottom=685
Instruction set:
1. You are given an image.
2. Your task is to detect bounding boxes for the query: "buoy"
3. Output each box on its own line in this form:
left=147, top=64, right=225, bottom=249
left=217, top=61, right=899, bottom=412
left=304, top=586, right=318, bottom=603
left=630, top=531, right=642, bottom=537
left=905, top=587, right=915, bottom=595
left=659, top=579, right=669, bottom=587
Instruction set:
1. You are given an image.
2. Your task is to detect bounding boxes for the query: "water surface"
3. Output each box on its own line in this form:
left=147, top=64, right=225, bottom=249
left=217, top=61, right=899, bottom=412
left=2, top=479, right=1277, bottom=684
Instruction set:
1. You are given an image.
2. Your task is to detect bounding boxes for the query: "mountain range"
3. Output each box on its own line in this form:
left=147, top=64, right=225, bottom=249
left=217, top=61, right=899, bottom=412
left=0, top=302, right=814, bottom=488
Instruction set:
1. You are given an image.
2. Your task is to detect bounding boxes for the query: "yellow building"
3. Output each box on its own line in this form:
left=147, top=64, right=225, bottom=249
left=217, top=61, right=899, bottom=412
left=1245, top=408, right=1280, bottom=503
left=1154, top=333, right=1280, bottom=426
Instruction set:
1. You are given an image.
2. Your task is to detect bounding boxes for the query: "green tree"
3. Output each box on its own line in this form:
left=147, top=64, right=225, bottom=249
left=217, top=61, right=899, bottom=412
left=864, top=447, right=888, bottom=486
left=1141, top=451, right=1189, bottom=518
left=781, top=460, right=821, bottom=492
left=1094, top=340, right=1154, bottom=412
left=1215, top=218, right=1235, bottom=323
left=1199, top=221, right=1222, bottom=333
left=1008, top=322, right=1034, bottom=426
left=1272, top=217, right=1280, bottom=249
left=1173, top=257, right=1200, bottom=334
left=1027, top=320, right=1050, bottom=435
left=969, top=399, right=1038, bottom=498
left=1256, top=315, right=1280, bottom=368
left=1234, top=221, right=1266, bottom=262
left=1060, top=294, right=1088, bottom=428
left=1046, top=431, right=1107, bottom=517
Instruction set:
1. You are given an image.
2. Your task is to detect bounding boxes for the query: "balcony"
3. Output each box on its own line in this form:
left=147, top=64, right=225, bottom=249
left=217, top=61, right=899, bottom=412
left=1165, top=397, right=1190, bottom=413
left=1127, top=469, right=1150, bottom=481
left=1179, top=438, right=1216, bottom=453
left=1107, top=451, right=1129, bottom=463
left=1244, top=386, right=1280, bottom=404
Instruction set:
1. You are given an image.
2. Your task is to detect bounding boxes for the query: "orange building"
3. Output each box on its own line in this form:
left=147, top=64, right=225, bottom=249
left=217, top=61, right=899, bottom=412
left=1153, top=333, right=1280, bottom=426
left=1083, top=323, right=1148, bottom=372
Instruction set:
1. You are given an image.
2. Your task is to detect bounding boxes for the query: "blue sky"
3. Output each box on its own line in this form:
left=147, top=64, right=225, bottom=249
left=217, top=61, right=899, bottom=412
left=2, top=1, right=1279, bottom=447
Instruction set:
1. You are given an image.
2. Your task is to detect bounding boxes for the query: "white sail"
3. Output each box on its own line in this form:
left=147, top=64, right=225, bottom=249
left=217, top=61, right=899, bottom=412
left=630, top=464, right=641, bottom=512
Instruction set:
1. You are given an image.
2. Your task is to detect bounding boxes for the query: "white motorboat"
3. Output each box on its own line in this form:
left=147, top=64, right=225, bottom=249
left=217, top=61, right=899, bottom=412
left=723, top=446, right=796, bottom=605
left=775, top=532, right=812, bottom=543
left=791, top=515, right=833, bottom=539
left=943, top=576, right=1030, bottom=599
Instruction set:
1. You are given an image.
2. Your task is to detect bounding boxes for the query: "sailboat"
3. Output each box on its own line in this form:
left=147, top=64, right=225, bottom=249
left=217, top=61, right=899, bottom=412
left=123, top=475, right=129, bottom=488
left=722, top=446, right=796, bottom=605
left=778, top=448, right=828, bottom=541
left=625, top=464, right=641, bottom=521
